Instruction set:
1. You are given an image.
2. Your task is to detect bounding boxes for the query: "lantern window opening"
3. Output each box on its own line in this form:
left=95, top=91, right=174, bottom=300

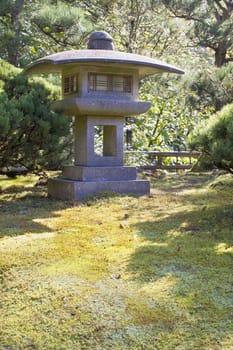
left=94, top=125, right=104, bottom=156
left=88, top=73, right=132, bottom=93
left=94, top=125, right=117, bottom=157
left=63, top=74, right=78, bottom=95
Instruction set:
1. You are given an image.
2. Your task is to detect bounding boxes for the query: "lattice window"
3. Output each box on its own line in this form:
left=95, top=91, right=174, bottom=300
left=88, top=73, right=132, bottom=93
left=63, top=75, right=78, bottom=94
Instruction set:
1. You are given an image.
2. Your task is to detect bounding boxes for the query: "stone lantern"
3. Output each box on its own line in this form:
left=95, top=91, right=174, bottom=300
left=27, top=31, right=184, bottom=200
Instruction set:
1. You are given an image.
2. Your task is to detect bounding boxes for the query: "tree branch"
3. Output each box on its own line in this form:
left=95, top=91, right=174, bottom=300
left=33, top=23, right=67, bottom=47
left=213, top=0, right=227, bottom=13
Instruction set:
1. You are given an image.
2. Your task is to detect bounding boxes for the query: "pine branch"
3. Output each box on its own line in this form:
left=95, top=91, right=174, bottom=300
left=163, top=4, right=204, bottom=23
left=213, top=0, right=227, bottom=13
left=33, top=23, right=67, bottom=47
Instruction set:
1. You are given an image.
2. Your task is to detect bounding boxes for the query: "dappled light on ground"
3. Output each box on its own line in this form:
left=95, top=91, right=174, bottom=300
left=0, top=173, right=233, bottom=349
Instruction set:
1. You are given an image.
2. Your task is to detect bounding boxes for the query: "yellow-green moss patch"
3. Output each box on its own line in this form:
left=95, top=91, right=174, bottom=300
left=0, top=172, right=233, bottom=349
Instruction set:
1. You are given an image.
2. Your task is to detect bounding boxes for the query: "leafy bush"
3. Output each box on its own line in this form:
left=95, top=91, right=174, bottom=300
left=186, top=63, right=233, bottom=112
left=189, top=103, right=233, bottom=173
left=131, top=76, right=199, bottom=152
left=0, top=59, right=72, bottom=171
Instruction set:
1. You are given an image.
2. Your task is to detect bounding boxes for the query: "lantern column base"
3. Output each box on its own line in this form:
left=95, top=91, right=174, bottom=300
left=48, top=173, right=150, bottom=200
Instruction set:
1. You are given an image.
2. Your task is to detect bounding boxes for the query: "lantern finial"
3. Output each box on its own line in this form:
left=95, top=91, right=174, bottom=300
left=87, top=31, right=114, bottom=50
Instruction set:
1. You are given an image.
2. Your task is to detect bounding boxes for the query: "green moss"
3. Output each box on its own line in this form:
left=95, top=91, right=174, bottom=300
left=125, top=298, right=180, bottom=328
left=0, top=173, right=233, bottom=349
left=0, top=174, right=39, bottom=189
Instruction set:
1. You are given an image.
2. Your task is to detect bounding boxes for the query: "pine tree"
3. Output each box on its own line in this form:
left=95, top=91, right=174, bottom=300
left=155, top=0, right=233, bottom=66
left=185, top=62, right=233, bottom=111
left=0, top=0, right=91, bottom=67
left=189, top=103, right=233, bottom=173
left=0, top=59, right=72, bottom=170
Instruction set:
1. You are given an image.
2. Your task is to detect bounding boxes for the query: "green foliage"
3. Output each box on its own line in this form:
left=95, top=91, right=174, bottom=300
left=156, top=0, right=233, bottom=66
left=189, top=103, right=233, bottom=173
left=129, top=75, right=203, bottom=152
left=0, top=59, right=72, bottom=170
left=32, top=1, right=92, bottom=49
left=82, top=0, right=185, bottom=57
left=185, top=63, right=233, bottom=112
left=0, top=0, right=92, bottom=67
left=0, top=0, right=25, bottom=65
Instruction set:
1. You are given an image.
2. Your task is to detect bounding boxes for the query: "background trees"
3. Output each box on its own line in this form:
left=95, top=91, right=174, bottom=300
left=0, top=0, right=232, bottom=170
left=0, top=0, right=91, bottom=67
left=77, top=0, right=187, bottom=60
left=155, top=0, right=233, bottom=67
left=32, top=1, right=92, bottom=54
left=0, top=0, right=26, bottom=66
left=129, top=75, right=199, bottom=152
left=185, top=62, right=233, bottom=112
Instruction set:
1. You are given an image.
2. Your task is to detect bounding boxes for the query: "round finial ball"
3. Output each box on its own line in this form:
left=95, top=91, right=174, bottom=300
left=87, top=31, right=115, bottom=50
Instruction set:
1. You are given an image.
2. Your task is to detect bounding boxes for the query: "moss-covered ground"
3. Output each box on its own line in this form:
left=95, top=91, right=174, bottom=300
left=0, top=172, right=233, bottom=350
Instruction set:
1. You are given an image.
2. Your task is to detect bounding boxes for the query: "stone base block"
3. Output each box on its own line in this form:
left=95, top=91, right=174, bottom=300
left=63, top=165, right=137, bottom=181
left=48, top=178, right=150, bottom=200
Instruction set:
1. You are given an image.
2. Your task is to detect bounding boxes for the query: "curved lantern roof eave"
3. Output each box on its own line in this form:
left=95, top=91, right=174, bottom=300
left=26, top=49, right=184, bottom=78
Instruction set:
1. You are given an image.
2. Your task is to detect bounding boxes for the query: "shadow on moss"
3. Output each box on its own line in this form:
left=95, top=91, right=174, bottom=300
left=127, top=183, right=233, bottom=348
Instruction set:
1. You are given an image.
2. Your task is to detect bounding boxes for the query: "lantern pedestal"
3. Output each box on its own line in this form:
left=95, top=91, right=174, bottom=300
left=62, top=165, right=137, bottom=181
left=47, top=113, right=150, bottom=200
left=48, top=173, right=150, bottom=200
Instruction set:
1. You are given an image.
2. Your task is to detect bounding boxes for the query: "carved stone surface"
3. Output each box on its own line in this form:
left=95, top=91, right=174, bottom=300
left=87, top=31, right=114, bottom=50
left=26, top=49, right=184, bottom=78
left=74, top=116, right=124, bottom=167
left=53, top=97, right=151, bottom=116
left=62, top=166, right=137, bottom=181
left=48, top=177, right=150, bottom=200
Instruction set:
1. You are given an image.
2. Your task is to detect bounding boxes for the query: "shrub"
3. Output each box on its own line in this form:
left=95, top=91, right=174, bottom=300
left=0, top=59, right=72, bottom=171
left=189, top=103, right=233, bottom=173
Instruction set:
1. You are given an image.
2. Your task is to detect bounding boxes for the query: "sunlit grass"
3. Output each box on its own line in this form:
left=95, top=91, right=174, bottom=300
left=0, top=174, right=38, bottom=189
left=0, top=172, right=233, bottom=349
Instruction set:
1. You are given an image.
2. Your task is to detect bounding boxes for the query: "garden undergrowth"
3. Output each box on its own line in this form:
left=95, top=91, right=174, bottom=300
left=0, top=172, right=232, bottom=349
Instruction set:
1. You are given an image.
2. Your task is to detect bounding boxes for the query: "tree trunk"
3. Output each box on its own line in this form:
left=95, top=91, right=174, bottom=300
left=213, top=1, right=233, bottom=67
left=8, top=0, right=25, bottom=66
left=214, top=41, right=227, bottom=67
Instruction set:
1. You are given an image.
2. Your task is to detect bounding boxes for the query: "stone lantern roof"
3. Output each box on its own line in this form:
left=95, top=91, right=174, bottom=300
left=26, top=31, right=184, bottom=78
